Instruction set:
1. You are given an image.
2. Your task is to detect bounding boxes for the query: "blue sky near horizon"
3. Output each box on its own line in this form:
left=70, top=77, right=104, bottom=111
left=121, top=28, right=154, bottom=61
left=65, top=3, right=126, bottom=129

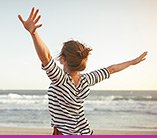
left=0, top=0, right=157, bottom=90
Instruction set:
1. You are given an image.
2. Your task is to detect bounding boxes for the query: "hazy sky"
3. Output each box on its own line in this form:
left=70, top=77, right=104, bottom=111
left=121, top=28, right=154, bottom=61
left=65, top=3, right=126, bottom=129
left=0, top=0, right=157, bottom=90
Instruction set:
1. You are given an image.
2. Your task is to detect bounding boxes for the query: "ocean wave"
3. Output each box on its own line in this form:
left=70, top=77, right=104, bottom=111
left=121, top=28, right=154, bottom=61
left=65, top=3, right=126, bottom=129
left=128, top=126, right=157, bottom=130
left=0, top=93, right=48, bottom=104
left=1, top=93, right=157, bottom=112
left=88, top=95, right=156, bottom=102
left=7, top=93, right=48, bottom=99
left=1, top=93, right=156, bottom=106
left=93, top=108, right=157, bottom=115
left=104, top=95, right=155, bottom=101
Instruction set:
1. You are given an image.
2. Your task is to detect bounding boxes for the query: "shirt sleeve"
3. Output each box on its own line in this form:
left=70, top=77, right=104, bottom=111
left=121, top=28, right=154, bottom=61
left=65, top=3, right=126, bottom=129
left=84, top=68, right=110, bottom=86
left=42, top=58, right=65, bottom=85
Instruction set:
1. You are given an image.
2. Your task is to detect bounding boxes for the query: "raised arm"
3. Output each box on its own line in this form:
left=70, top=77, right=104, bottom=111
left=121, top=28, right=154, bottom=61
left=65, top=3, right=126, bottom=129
left=18, top=7, right=51, bottom=66
left=107, top=52, right=148, bottom=74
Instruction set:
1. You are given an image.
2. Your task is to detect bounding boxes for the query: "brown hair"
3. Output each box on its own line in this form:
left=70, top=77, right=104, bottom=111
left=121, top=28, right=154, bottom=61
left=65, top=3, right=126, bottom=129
left=59, top=40, right=92, bottom=71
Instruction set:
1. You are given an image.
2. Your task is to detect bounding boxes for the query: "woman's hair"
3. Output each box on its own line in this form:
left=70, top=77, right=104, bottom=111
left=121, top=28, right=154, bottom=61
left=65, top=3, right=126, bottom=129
left=59, top=40, right=92, bottom=71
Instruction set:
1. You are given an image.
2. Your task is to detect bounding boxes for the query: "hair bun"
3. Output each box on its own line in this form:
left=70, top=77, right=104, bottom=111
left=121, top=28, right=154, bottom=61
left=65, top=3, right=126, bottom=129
left=77, top=48, right=92, bottom=59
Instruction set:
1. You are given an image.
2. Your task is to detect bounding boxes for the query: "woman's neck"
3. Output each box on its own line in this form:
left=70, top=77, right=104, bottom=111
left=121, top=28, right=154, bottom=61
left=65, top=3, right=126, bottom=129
left=69, top=71, right=81, bottom=87
left=65, top=67, right=80, bottom=77
left=64, top=66, right=81, bottom=87
left=63, top=64, right=79, bottom=75
left=69, top=70, right=80, bottom=77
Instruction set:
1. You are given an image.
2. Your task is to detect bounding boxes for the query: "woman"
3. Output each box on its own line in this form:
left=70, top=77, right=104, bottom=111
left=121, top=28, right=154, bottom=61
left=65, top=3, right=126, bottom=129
left=18, top=7, right=147, bottom=135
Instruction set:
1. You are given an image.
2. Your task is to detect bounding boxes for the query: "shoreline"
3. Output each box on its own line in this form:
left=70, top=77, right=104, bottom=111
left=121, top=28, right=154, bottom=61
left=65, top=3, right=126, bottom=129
left=0, top=127, right=156, bottom=135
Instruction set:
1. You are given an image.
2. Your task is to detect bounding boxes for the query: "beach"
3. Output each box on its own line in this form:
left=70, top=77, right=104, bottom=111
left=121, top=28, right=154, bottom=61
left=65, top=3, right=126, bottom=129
left=0, top=127, right=156, bottom=135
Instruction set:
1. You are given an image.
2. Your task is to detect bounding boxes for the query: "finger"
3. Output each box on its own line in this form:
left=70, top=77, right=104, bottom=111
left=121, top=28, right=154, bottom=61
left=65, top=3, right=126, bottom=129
left=32, top=24, right=42, bottom=33
left=142, top=51, right=148, bottom=57
left=18, top=15, right=25, bottom=24
left=29, top=7, right=35, bottom=19
left=142, top=58, right=146, bottom=61
left=32, top=9, right=39, bottom=20
left=140, top=58, right=146, bottom=63
left=35, top=24, right=42, bottom=29
left=34, top=15, right=41, bottom=24
left=139, top=51, right=147, bottom=59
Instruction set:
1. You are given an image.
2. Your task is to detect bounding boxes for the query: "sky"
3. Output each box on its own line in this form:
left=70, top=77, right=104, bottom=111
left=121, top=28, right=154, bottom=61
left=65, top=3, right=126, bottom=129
left=0, top=0, right=157, bottom=90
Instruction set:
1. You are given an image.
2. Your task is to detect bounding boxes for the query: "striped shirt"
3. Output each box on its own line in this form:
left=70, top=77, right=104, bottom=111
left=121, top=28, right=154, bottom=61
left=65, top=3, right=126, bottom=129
left=42, top=58, right=110, bottom=135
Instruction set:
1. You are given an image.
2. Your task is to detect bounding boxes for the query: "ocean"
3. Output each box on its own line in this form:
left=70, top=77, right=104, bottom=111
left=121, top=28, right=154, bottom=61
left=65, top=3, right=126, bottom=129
left=0, top=90, right=157, bottom=130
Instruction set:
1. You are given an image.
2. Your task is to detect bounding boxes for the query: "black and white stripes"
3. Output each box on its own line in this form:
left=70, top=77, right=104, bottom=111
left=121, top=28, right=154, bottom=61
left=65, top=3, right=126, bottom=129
left=42, top=58, right=110, bottom=135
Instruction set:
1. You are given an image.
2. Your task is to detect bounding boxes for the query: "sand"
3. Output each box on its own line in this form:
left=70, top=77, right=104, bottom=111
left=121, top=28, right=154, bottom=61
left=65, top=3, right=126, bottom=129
left=0, top=127, right=156, bottom=135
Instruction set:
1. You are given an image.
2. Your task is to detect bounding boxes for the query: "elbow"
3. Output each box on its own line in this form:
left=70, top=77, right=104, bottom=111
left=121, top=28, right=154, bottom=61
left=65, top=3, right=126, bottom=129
left=41, top=53, right=51, bottom=66
left=107, top=66, right=114, bottom=74
left=107, top=65, right=117, bottom=74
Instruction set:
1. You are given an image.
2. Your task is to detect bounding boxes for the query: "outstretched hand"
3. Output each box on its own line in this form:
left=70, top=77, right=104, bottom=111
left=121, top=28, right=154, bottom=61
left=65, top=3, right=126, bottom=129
left=18, top=7, right=42, bottom=34
left=132, top=51, right=148, bottom=65
left=106, top=51, right=148, bottom=74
